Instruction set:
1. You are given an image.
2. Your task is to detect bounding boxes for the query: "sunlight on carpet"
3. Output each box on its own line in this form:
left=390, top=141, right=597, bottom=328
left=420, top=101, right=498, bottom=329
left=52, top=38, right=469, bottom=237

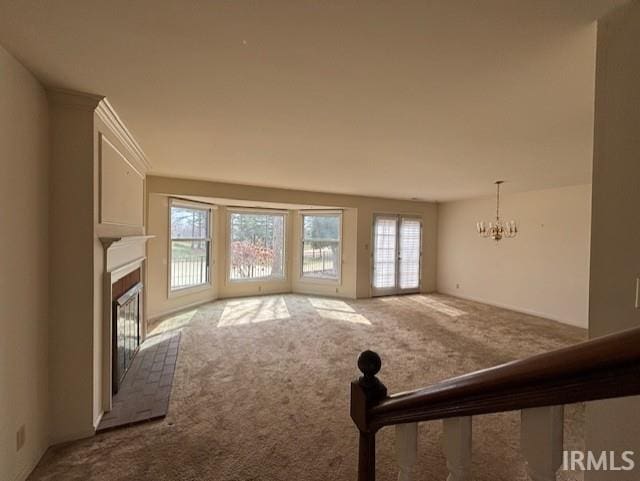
left=408, top=295, right=466, bottom=317
left=218, top=296, right=290, bottom=327
left=152, top=309, right=197, bottom=334
left=308, top=297, right=372, bottom=325
left=380, top=295, right=466, bottom=317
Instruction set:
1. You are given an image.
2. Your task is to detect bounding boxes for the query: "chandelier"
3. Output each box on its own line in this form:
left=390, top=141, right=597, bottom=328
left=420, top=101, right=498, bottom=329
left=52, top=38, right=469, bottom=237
left=476, top=181, right=517, bottom=241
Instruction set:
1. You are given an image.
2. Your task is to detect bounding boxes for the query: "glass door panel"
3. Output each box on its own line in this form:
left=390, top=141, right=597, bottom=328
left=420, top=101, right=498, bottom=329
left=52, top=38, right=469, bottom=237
left=399, top=218, right=421, bottom=290
left=372, top=215, right=422, bottom=296
left=372, top=216, right=398, bottom=294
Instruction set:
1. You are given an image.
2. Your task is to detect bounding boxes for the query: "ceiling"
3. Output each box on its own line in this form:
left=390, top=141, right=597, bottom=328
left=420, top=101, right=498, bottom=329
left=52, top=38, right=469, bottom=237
left=0, top=0, right=627, bottom=201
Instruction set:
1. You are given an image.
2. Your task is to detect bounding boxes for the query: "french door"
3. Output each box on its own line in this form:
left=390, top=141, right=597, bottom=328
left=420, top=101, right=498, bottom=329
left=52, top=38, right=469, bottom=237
left=372, top=215, right=422, bottom=296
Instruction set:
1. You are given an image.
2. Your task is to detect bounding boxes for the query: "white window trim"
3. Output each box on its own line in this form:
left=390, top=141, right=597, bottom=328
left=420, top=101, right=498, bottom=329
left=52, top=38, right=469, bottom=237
left=299, top=210, right=343, bottom=284
left=167, top=198, right=214, bottom=297
left=226, top=208, right=288, bottom=284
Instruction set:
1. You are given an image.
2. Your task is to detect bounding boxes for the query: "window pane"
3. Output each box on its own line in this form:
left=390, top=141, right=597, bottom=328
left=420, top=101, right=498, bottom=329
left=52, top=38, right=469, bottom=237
left=171, top=206, right=209, bottom=239
left=302, top=241, right=339, bottom=278
left=373, top=217, right=397, bottom=289
left=229, top=213, right=285, bottom=281
left=399, top=219, right=421, bottom=289
left=303, top=215, right=340, bottom=241
left=302, top=214, right=341, bottom=279
left=171, top=240, right=209, bottom=290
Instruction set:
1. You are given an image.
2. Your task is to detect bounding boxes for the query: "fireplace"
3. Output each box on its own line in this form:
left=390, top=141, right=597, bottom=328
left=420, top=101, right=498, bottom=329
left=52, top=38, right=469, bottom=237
left=112, top=269, right=143, bottom=394
left=100, top=235, right=154, bottom=413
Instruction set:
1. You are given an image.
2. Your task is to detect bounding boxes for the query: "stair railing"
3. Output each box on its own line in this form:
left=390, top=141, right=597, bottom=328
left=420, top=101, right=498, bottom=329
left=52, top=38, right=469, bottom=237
left=350, top=326, right=640, bottom=481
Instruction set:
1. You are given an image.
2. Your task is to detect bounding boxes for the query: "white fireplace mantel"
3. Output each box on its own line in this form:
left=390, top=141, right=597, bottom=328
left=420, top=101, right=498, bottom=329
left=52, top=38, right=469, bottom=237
left=99, top=234, right=154, bottom=417
left=100, top=235, right=154, bottom=274
left=100, top=235, right=155, bottom=249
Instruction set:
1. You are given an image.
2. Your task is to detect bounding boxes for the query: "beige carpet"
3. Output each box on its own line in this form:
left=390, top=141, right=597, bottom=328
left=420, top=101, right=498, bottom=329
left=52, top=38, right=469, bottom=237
left=29, top=294, right=586, bottom=481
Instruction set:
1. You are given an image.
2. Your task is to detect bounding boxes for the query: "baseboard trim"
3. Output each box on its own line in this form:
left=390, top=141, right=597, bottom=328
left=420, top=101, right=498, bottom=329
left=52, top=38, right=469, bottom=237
left=436, top=289, right=587, bottom=329
left=291, top=288, right=355, bottom=300
left=93, top=411, right=104, bottom=430
left=50, top=427, right=97, bottom=446
left=12, top=444, right=47, bottom=481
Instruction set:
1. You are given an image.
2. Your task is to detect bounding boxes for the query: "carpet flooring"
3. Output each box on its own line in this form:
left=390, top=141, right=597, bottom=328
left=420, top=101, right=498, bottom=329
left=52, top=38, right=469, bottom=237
left=29, top=294, right=586, bottom=481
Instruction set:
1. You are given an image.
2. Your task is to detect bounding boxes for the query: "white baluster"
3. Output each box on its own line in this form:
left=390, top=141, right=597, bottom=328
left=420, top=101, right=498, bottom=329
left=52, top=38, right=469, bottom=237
left=521, top=406, right=564, bottom=481
left=443, top=416, right=472, bottom=481
left=395, top=422, right=418, bottom=481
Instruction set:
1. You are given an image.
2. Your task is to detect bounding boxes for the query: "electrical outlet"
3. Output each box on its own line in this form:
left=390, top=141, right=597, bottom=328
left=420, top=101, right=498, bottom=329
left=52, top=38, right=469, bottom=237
left=456, top=283, right=460, bottom=289
left=258, top=285, right=262, bottom=293
left=16, top=425, right=25, bottom=451
left=335, top=287, right=339, bottom=294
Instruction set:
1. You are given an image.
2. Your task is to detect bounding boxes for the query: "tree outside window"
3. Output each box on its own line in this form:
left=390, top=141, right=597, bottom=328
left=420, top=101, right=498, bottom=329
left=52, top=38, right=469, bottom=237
left=229, top=212, right=285, bottom=281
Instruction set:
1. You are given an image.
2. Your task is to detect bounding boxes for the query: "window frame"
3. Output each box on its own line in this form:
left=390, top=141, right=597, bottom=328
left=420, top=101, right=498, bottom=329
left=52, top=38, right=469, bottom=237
left=167, top=198, right=214, bottom=297
left=226, top=208, right=288, bottom=284
left=299, top=210, right=343, bottom=284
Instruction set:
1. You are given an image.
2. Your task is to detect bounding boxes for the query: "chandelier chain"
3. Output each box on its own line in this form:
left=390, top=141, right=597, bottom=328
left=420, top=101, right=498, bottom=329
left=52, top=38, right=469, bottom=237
left=496, top=181, right=500, bottom=220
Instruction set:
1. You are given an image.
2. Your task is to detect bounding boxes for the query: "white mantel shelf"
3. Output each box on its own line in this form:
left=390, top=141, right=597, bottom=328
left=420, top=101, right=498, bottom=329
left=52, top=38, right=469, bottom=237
left=100, top=235, right=155, bottom=250
left=100, top=235, right=154, bottom=274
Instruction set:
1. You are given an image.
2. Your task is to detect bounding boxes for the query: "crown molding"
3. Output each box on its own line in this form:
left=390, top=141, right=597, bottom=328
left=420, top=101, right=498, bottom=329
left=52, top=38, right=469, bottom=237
left=47, top=88, right=151, bottom=173
left=96, top=98, right=151, bottom=173
left=46, top=87, right=104, bottom=111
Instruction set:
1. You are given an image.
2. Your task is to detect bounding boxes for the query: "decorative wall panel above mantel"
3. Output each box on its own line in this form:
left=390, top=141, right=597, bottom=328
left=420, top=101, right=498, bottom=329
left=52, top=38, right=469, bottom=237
left=99, top=134, right=144, bottom=228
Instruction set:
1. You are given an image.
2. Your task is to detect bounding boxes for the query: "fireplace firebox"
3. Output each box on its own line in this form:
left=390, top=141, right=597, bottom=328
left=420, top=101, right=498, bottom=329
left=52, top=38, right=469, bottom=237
left=112, top=272, right=143, bottom=394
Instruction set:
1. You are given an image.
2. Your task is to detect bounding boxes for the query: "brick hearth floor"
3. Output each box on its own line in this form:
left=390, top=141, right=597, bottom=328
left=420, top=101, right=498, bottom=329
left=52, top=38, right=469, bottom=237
left=97, top=331, right=181, bottom=432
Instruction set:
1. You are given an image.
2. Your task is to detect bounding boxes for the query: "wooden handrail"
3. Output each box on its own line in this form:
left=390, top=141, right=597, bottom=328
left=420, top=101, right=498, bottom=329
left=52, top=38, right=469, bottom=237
left=350, top=326, right=640, bottom=481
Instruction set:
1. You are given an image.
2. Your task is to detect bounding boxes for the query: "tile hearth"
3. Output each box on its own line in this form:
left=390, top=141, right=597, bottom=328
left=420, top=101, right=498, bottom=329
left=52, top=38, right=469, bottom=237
left=97, top=331, right=181, bottom=432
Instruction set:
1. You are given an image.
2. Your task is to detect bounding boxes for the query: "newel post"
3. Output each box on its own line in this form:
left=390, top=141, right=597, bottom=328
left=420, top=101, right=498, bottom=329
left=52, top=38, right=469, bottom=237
left=351, top=350, right=388, bottom=481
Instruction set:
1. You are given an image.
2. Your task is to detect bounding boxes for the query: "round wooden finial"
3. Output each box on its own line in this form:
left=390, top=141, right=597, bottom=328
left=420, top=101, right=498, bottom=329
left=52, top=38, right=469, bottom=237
left=357, top=350, right=382, bottom=378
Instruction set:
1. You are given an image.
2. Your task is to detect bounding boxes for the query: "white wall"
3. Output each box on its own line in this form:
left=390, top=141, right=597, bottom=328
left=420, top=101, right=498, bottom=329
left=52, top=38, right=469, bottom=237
left=0, top=46, right=50, bottom=481
left=586, top=3, right=640, bottom=479
left=437, top=184, right=592, bottom=327
left=48, top=92, right=98, bottom=444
